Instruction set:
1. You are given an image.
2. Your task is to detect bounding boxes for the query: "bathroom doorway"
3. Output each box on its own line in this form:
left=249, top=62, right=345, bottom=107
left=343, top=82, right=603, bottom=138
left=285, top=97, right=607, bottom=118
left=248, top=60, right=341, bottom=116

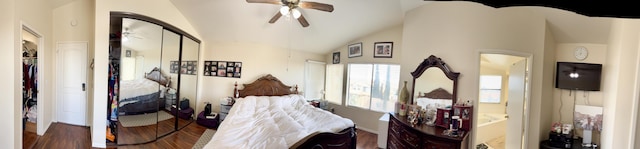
left=475, top=53, right=531, bottom=149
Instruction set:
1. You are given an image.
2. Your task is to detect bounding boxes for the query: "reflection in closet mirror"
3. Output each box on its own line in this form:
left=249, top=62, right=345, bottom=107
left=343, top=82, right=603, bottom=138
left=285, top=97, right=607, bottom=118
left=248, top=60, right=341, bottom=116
left=177, top=36, right=200, bottom=129
left=108, top=12, right=201, bottom=146
left=157, top=29, right=180, bottom=137
left=116, top=18, right=163, bottom=145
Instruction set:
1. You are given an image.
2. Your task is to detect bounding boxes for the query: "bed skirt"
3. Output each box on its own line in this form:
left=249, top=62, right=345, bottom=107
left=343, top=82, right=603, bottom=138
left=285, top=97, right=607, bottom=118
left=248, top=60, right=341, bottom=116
left=118, top=92, right=165, bottom=115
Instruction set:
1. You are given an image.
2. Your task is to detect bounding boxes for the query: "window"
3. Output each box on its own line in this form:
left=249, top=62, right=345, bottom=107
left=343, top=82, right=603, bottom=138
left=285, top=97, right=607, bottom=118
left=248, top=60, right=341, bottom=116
left=479, top=75, right=502, bottom=103
left=347, top=64, right=400, bottom=112
left=324, top=64, right=344, bottom=104
left=304, top=60, right=326, bottom=100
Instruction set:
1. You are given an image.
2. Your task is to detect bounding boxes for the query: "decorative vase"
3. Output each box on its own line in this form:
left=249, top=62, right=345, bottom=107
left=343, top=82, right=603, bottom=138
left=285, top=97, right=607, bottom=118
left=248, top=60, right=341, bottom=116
left=399, top=81, right=410, bottom=104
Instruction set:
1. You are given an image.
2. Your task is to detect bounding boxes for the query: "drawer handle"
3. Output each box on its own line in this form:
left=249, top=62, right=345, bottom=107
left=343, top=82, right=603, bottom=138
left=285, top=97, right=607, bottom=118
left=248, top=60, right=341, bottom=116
left=311, top=144, right=323, bottom=149
left=327, top=143, right=345, bottom=147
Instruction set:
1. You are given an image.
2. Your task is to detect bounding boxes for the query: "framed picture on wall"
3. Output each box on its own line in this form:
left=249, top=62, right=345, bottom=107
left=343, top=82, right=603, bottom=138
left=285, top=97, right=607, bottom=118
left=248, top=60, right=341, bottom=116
left=348, top=42, right=362, bottom=58
left=373, top=42, right=393, bottom=58
left=333, top=52, right=340, bottom=64
left=204, top=61, right=242, bottom=78
left=170, top=61, right=179, bottom=73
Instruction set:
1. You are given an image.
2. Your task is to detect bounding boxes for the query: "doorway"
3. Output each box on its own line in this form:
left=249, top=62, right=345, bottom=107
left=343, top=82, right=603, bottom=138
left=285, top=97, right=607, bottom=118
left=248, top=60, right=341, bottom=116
left=56, top=42, right=88, bottom=126
left=475, top=53, right=531, bottom=149
left=21, top=24, right=43, bottom=149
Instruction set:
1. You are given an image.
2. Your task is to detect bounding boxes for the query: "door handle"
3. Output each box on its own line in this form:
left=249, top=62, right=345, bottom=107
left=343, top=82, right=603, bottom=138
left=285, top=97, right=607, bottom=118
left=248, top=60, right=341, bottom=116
left=82, top=83, right=86, bottom=91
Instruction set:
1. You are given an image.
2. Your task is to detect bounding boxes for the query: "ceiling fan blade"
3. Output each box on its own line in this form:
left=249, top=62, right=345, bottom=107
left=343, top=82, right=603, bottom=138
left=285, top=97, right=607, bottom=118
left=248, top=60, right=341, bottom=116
left=298, top=1, right=334, bottom=12
left=268, top=12, right=283, bottom=24
left=297, top=14, right=310, bottom=27
left=246, top=0, right=282, bottom=5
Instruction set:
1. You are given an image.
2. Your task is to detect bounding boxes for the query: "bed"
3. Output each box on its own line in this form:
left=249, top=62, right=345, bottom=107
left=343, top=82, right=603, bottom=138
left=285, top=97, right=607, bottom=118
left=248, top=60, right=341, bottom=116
left=204, top=74, right=357, bottom=149
left=118, top=67, right=170, bottom=115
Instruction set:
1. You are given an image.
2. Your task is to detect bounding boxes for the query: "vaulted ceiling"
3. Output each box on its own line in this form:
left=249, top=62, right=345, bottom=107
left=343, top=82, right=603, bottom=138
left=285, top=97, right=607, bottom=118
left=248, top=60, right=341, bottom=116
left=50, top=0, right=617, bottom=54
left=168, top=0, right=614, bottom=54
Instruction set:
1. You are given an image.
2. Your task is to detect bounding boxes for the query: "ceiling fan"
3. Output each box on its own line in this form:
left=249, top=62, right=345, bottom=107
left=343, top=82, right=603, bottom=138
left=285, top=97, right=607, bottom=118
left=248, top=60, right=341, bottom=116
left=121, top=27, right=143, bottom=41
left=246, top=0, right=334, bottom=27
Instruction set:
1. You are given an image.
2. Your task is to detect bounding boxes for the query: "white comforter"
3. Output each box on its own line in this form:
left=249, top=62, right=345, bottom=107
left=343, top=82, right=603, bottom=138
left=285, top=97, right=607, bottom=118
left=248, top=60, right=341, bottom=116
left=204, top=95, right=354, bottom=149
left=119, top=78, right=164, bottom=100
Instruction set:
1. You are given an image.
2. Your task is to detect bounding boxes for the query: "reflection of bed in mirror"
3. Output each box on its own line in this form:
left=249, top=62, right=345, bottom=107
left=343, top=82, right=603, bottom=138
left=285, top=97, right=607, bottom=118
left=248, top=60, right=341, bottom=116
left=415, top=88, right=453, bottom=125
left=204, top=74, right=356, bottom=149
left=118, top=68, right=170, bottom=115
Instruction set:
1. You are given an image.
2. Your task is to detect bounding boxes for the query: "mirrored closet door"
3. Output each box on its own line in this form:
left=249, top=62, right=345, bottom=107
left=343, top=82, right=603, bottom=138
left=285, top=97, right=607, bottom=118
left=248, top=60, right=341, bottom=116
left=115, top=18, right=163, bottom=145
left=157, top=29, right=180, bottom=137
left=178, top=36, right=200, bottom=129
left=108, top=12, right=200, bottom=145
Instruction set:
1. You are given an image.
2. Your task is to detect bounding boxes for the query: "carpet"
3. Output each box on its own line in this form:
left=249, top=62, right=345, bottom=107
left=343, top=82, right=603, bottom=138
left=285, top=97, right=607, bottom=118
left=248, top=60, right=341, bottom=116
left=192, top=129, right=216, bottom=149
left=119, top=111, right=174, bottom=127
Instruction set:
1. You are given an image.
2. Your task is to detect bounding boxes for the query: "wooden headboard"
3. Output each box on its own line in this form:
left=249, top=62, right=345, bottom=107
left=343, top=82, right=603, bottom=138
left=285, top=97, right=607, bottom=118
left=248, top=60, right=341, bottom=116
left=419, top=88, right=453, bottom=99
left=234, top=74, right=298, bottom=98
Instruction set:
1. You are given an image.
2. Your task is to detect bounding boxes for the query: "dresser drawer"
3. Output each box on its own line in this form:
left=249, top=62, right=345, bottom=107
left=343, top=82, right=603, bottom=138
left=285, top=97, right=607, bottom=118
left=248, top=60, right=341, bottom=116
left=400, top=129, right=420, bottom=148
left=389, top=116, right=420, bottom=148
left=423, top=139, right=456, bottom=149
left=387, top=134, right=406, bottom=149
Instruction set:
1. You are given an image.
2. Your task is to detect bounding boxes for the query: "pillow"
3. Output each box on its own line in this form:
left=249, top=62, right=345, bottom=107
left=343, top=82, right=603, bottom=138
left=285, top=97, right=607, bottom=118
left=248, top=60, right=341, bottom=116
left=145, top=68, right=169, bottom=86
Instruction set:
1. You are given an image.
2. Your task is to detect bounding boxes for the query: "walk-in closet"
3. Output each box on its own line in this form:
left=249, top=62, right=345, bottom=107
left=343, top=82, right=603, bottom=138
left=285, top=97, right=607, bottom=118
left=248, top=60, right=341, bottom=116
left=22, top=28, right=39, bottom=149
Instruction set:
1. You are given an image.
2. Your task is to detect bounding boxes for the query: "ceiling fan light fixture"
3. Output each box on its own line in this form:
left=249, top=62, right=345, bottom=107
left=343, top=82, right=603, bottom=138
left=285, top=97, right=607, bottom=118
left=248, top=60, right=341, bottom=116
left=280, top=6, right=290, bottom=15
left=292, top=9, right=301, bottom=19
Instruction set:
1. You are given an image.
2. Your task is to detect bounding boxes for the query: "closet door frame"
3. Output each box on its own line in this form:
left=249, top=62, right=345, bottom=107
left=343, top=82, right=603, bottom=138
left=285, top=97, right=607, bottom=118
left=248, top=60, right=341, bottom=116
left=21, top=22, right=46, bottom=135
left=110, top=11, right=201, bottom=141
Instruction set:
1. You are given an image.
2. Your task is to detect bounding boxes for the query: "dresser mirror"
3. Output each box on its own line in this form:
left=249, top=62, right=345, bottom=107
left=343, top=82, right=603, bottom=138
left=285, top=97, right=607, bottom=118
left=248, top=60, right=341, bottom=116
left=411, top=55, right=460, bottom=118
left=109, top=12, right=201, bottom=145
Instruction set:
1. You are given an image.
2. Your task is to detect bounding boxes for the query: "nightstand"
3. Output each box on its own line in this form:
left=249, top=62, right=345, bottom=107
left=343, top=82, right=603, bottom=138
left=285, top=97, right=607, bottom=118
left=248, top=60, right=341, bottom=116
left=165, top=93, right=177, bottom=111
left=197, top=111, right=219, bottom=129
left=219, top=104, right=233, bottom=123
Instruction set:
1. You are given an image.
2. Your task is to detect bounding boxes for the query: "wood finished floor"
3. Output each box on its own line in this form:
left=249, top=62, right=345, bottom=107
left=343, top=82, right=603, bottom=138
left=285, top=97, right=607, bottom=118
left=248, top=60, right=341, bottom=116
left=30, top=122, right=379, bottom=149
left=116, top=113, right=193, bottom=145
left=23, top=121, right=38, bottom=149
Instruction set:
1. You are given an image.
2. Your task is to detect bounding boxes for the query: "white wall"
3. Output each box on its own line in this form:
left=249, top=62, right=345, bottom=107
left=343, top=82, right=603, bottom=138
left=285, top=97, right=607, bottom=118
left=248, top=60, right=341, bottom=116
left=540, top=26, right=557, bottom=145
left=601, top=19, right=640, bottom=149
left=16, top=0, right=56, bottom=148
left=0, top=0, right=18, bottom=148
left=94, top=0, right=201, bottom=147
left=401, top=2, right=552, bottom=148
left=324, top=25, right=404, bottom=133
left=198, top=41, right=325, bottom=115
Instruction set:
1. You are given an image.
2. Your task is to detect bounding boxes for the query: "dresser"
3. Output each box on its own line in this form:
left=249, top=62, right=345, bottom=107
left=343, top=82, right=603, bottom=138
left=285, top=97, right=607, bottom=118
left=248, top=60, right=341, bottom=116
left=388, top=113, right=469, bottom=149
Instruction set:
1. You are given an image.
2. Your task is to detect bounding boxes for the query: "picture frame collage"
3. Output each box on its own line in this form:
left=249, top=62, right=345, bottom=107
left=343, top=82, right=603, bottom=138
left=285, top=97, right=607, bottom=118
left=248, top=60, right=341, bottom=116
left=170, top=61, right=197, bottom=75
left=203, top=61, right=242, bottom=78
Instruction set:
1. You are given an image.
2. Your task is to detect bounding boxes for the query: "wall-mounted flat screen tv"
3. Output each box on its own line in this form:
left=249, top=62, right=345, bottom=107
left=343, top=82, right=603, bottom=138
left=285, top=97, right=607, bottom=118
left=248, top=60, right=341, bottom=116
left=555, top=62, right=602, bottom=91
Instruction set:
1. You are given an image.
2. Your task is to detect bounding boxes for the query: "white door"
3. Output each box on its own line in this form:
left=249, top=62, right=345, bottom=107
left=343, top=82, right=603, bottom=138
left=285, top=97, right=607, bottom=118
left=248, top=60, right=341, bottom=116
left=506, top=59, right=526, bottom=149
left=57, top=42, right=87, bottom=126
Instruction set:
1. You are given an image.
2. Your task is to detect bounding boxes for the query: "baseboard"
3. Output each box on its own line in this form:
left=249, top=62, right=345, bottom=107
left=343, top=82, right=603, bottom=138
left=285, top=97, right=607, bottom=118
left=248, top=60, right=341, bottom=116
left=357, top=126, right=378, bottom=135
left=40, top=121, right=52, bottom=135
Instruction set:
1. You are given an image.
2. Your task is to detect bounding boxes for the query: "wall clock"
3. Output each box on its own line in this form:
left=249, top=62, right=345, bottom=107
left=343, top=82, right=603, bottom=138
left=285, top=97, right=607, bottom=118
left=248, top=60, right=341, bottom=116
left=574, top=46, right=588, bottom=61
